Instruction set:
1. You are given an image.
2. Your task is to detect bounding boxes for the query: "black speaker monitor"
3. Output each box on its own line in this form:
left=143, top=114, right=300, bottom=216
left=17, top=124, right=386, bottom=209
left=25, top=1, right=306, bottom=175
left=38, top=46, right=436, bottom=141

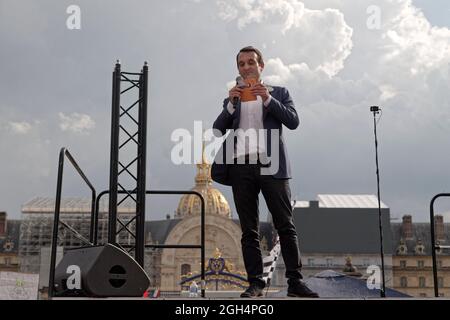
left=54, top=243, right=150, bottom=297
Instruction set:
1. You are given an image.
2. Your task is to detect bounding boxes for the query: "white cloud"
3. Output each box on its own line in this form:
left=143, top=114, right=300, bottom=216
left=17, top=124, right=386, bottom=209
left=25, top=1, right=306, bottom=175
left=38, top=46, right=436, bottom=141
left=215, top=0, right=450, bottom=110
left=58, top=112, right=95, bottom=134
left=263, top=57, right=379, bottom=107
left=212, top=0, right=450, bottom=220
left=250, top=0, right=450, bottom=120
left=382, top=3, right=450, bottom=73
left=8, top=121, right=32, bottom=134
left=379, top=85, right=398, bottom=102
left=216, top=0, right=354, bottom=77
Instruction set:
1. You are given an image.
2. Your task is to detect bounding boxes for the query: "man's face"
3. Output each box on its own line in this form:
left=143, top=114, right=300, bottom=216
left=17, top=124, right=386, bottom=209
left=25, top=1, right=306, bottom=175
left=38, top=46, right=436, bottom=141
left=237, top=51, right=264, bottom=80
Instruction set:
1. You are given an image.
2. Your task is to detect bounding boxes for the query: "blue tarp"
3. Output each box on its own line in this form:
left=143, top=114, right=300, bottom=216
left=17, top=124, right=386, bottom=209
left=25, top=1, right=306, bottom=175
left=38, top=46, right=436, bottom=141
left=269, top=270, right=411, bottom=298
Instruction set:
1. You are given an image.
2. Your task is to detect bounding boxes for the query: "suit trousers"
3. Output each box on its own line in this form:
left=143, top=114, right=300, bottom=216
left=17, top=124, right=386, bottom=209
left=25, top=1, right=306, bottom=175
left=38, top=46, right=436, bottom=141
left=230, top=161, right=303, bottom=285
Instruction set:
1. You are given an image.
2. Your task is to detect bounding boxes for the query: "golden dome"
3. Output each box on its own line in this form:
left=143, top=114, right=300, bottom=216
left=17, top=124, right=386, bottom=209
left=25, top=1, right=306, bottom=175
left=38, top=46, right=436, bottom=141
left=175, top=142, right=231, bottom=219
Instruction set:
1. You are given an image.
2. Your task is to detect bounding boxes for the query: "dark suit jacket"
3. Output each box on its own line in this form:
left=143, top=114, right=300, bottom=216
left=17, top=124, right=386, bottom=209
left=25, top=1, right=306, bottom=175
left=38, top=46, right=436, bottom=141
left=211, top=86, right=299, bottom=186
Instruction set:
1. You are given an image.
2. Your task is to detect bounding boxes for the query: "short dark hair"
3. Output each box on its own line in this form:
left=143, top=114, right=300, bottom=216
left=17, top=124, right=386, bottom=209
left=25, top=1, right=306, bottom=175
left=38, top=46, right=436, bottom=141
left=236, top=46, right=264, bottom=66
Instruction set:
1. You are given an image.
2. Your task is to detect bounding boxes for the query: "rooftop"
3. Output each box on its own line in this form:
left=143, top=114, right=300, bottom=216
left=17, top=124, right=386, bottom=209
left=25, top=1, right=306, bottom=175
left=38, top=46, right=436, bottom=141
left=292, top=194, right=388, bottom=209
left=21, top=197, right=137, bottom=214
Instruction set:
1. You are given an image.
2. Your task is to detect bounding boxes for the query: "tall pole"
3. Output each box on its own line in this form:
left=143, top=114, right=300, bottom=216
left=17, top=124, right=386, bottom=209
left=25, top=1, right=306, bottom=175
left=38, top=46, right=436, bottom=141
left=370, top=106, right=386, bottom=298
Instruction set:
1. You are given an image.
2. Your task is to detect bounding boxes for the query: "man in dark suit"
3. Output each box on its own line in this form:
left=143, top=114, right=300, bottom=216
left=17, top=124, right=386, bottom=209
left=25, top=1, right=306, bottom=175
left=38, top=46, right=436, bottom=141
left=211, top=46, right=318, bottom=298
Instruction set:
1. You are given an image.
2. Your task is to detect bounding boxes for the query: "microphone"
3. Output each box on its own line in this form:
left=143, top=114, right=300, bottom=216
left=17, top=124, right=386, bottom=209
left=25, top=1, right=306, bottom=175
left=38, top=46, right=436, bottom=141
left=233, top=76, right=246, bottom=105
left=236, top=76, right=246, bottom=88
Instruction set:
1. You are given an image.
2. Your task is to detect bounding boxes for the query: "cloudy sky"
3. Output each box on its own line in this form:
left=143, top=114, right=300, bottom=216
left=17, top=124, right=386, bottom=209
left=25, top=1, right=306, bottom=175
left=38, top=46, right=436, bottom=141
left=1, top=0, right=449, bottom=222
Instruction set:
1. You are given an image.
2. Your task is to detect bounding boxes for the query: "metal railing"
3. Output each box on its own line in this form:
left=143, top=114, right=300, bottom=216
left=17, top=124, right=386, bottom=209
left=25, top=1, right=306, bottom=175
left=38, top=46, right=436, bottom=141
left=430, top=193, right=450, bottom=297
left=96, top=189, right=206, bottom=298
left=48, top=148, right=97, bottom=298
left=49, top=151, right=207, bottom=298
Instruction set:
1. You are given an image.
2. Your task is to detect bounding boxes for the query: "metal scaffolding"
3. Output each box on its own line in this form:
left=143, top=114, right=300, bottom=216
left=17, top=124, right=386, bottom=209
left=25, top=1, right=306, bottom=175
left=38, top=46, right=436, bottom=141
left=108, top=61, right=148, bottom=266
left=19, top=197, right=136, bottom=274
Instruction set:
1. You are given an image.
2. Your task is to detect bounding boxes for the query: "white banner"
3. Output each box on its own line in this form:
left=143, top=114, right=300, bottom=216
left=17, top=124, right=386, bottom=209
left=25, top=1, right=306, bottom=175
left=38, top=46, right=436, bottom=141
left=0, top=272, right=39, bottom=300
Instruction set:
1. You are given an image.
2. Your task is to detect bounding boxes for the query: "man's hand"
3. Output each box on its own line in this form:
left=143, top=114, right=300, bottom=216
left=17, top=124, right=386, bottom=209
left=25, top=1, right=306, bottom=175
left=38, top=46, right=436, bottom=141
left=250, top=83, right=270, bottom=103
left=229, top=85, right=243, bottom=105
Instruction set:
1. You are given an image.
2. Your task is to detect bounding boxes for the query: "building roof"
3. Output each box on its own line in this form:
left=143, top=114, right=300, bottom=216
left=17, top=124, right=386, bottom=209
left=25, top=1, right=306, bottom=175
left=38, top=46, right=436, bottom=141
left=391, top=222, right=450, bottom=256
left=145, top=219, right=183, bottom=244
left=0, top=220, right=21, bottom=254
left=293, top=195, right=388, bottom=209
left=292, top=203, right=392, bottom=254
left=144, top=219, right=275, bottom=249
left=21, top=196, right=137, bottom=214
left=318, top=194, right=388, bottom=208
left=291, top=200, right=310, bottom=208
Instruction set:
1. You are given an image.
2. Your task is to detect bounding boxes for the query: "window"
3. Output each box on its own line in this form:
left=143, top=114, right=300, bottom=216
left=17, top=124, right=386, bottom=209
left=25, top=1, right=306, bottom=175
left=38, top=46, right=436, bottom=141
left=181, top=264, right=191, bottom=276
left=326, top=258, right=333, bottom=267
left=415, top=245, right=425, bottom=255
left=438, top=260, right=443, bottom=268
left=308, top=258, right=315, bottom=266
left=0, top=220, right=5, bottom=235
left=438, top=277, right=444, bottom=288
left=419, top=277, right=426, bottom=288
left=397, top=244, right=407, bottom=255
left=417, top=260, right=424, bottom=268
left=400, top=260, right=406, bottom=268
left=400, top=277, right=408, bottom=288
left=419, top=293, right=427, bottom=297
left=363, top=259, right=370, bottom=266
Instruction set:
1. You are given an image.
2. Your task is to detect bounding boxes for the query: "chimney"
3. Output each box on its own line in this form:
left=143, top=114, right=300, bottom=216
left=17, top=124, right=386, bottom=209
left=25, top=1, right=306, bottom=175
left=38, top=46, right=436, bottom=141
left=402, top=215, right=413, bottom=240
left=435, top=215, right=445, bottom=241
left=0, top=212, right=6, bottom=237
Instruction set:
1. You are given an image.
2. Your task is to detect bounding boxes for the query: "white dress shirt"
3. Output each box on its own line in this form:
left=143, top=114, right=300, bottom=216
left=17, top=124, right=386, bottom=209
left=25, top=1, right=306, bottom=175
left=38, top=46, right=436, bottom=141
left=226, top=95, right=272, bottom=159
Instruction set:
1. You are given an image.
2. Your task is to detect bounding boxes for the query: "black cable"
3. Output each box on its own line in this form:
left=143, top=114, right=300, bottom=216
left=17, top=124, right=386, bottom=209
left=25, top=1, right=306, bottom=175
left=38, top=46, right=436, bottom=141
left=376, top=109, right=383, bottom=125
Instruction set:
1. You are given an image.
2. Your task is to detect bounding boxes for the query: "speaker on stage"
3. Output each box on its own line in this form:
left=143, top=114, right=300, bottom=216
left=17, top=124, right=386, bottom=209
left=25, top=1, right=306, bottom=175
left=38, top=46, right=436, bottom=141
left=54, top=243, right=150, bottom=297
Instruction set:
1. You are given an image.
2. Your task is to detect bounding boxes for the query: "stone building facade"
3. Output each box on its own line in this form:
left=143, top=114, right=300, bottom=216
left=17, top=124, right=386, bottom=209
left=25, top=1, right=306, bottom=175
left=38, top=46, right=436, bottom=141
left=0, top=212, right=21, bottom=272
left=391, top=214, right=450, bottom=297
